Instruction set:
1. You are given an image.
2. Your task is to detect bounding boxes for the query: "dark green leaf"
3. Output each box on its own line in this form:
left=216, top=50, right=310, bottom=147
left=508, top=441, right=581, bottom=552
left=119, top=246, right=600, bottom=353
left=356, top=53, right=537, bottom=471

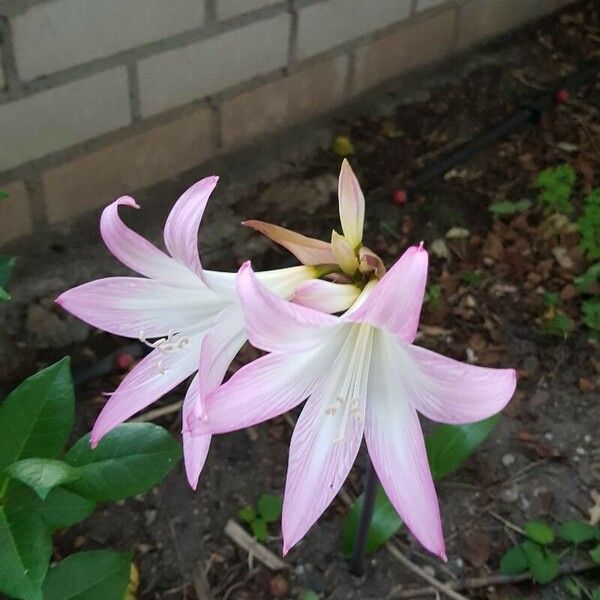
left=251, top=518, right=268, bottom=542
left=0, top=286, right=9, bottom=301
left=558, top=521, right=600, bottom=544
left=590, top=544, right=600, bottom=564
left=563, top=577, right=582, bottom=598
left=522, top=541, right=559, bottom=584
left=0, top=358, right=74, bottom=494
left=592, top=586, right=600, bottom=600
left=426, top=416, right=498, bottom=480
left=238, top=505, right=256, bottom=523
left=0, top=190, right=9, bottom=201
left=0, top=489, right=52, bottom=600
left=43, top=550, right=132, bottom=600
left=41, top=487, right=96, bottom=529
left=257, top=494, right=282, bottom=522
left=499, top=545, right=529, bottom=575
left=64, top=423, right=181, bottom=501
left=489, top=199, right=532, bottom=215
left=302, top=592, right=319, bottom=600
left=6, top=458, right=80, bottom=499
left=0, top=255, right=16, bottom=289
left=525, top=521, right=555, bottom=545
left=340, top=485, right=402, bottom=558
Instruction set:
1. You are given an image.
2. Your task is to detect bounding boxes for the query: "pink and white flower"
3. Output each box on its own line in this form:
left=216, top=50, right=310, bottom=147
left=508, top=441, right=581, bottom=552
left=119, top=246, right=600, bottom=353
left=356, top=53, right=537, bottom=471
left=192, top=247, right=516, bottom=558
left=56, top=177, right=358, bottom=488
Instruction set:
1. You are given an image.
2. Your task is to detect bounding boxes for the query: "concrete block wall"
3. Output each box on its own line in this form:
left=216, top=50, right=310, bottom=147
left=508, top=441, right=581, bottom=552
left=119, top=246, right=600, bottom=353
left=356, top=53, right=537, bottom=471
left=0, top=0, right=569, bottom=245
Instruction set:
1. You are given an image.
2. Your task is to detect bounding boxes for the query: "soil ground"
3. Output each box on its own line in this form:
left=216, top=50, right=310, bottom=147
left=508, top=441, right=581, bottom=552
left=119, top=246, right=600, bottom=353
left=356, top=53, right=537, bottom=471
left=1, top=1, right=599, bottom=598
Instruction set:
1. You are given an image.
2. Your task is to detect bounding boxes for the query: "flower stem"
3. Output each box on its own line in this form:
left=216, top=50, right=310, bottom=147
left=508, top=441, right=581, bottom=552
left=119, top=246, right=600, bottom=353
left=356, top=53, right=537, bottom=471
left=349, top=458, right=378, bottom=576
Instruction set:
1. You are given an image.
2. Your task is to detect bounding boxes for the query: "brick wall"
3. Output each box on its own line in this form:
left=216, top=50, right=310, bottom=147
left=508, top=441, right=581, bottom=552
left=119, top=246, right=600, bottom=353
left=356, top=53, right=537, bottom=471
left=0, top=0, right=568, bottom=244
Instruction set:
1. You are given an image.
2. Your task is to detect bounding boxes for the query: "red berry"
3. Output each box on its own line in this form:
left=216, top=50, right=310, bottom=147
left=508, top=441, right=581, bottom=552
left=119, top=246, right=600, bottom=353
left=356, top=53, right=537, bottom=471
left=115, top=351, right=135, bottom=371
left=392, top=189, right=407, bottom=205
left=555, top=89, right=570, bottom=104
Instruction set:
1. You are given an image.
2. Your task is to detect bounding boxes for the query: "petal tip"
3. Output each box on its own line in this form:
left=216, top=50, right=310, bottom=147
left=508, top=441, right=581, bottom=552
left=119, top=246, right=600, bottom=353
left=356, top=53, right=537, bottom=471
left=115, top=195, right=140, bottom=210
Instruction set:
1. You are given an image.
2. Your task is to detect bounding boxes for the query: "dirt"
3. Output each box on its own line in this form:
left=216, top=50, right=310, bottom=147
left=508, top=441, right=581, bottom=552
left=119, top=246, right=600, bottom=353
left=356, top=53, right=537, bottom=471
left=2, top=1, right=600, bottom=598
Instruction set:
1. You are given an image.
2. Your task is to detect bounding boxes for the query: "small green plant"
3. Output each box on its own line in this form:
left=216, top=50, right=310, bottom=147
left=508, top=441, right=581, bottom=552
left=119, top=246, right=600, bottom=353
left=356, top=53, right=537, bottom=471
left=539, top=292, right=574, bottom=337
left=0, top=358, right=182, bottom=600
left=536, top=163, right=576, bottom=215
left=578, top=188, right=600, bottom=260
left=500, top=519, right=600, bottom=586
left=575, top=263, right=600, bottom=293
left=424, top=283, right=442, bottom=308
left=581, top=298, right=600, bottom=333
left=489, top=198, right=532, bottom=215
left=238, top=493, right=283, bottom=542
left=462, top=270, right=483, bottom=287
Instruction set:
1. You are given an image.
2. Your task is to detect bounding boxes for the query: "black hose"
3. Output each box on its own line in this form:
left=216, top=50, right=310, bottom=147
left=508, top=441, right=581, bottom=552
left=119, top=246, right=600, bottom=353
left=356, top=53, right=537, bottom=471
left=402, top=59, right=600, bottom=198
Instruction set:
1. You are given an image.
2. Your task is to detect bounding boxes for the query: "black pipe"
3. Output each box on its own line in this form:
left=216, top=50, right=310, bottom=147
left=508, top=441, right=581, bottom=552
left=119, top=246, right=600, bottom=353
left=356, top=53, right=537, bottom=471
left=402, top=59, right=600, bottom=198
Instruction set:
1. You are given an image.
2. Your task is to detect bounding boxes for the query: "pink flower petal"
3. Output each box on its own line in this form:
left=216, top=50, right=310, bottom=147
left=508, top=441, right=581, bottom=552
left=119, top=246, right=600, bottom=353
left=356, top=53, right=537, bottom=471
left=236, top=262, right=340, bottom=353
left=100, top=196, right=193, bottom=284
left=194, top=351, right=322, bottom=436
left=364, top=333, right=446, bottom=559
left=403, top=344, right=516, bottom=424
left=56, top=277, right=222, bottom=338
left=91, top=333, right=202, bottom=446
left=282, top=357, right=366, bottom=554
left=163, top=176, right=218, bottom=280
left=347, top=244, right=428, bottom=343
left=182, top=374, right=211, bottom=490
left=338, top=159, right=365, bottom=249
left=195, top=306, right=246, bottom=416
left=291, top=280, right=360, bottom=314
left=243, top=220, right=336, bottom=265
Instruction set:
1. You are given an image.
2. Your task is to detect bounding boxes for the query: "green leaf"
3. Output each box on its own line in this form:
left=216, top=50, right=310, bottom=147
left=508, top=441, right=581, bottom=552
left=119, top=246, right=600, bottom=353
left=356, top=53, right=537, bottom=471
left=257, top=494, right=282, bottom=522
left=40, top=487, right=96, bottom=529
left=0, top=358, right=74, bottom=495
left=536, top=163, right=576, bottom=215
left=522, top=541, right=559, bottom=584
left=499, top=545, right=529, bottom=575
left=302, top=592, right=319, bottom=600
left=578, top=188, right=600, bottom=260
left=563, top=577, right=582, bottom=598
left=589, top=544, right=600, bottom=564
left=582, top=298, right=600, bottom=333
left=0, top=256, right=16, bottom=301
left=489, top=199, right=532, bottom=215
left=341, top=418, right=498, bottom=558
left=42, top=550, right=132, bottom=600
left=574, top=263, right=600, bottom=292
left=6, top=458, right=80, bottom=500
left=558, top=521, right=600, bottom=544
left=0, top=190, right=9, bottom=201
left=0, top=489, right=52, bottom=600
left=238, top=505, right=256, bottom=523
left=593, top=586, right=600, bottom=600
left=540, top=313, right=574, bottom=337
left=0, top=255, right=16, bottom=288
left=64, top=423, right=181, bottom=501
left=525, top=521, right=555, bottom=545
left=251, top=518, right=268, bottom=542
left=426, top=416, right=498, bottom=480
left=340, top=485, right=402, bottom=558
